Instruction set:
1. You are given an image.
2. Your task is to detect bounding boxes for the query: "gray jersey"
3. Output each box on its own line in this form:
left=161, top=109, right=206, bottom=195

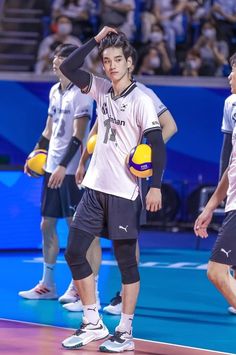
left=221, top=94, right=236, bottom=134
left=82, top=76, right=161, bottom=200
left=136, top=81, right=167, bottom=117
left=46, top=82, right=93, bottom=174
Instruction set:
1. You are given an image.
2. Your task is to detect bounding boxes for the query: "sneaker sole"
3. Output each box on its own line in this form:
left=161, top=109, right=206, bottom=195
left=99, top=343, right=135, bottom=353
left=62, top=332, right=109, bottom=349
left=18, top=295, right=58, bottom=300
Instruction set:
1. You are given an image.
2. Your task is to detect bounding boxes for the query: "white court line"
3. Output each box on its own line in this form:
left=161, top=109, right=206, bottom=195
left=22, top=258, right=208, bottom=270
left=0, top=318, right=234, bottom=355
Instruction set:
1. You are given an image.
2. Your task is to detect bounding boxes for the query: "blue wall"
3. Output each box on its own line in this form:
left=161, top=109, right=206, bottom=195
left=0, top=171, right=111, bottom=250
left=0, top=80, right=229, bottom=184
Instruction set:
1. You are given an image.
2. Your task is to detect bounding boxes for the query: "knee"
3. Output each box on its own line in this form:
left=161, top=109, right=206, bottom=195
left=117, top=256, right=140, bottom=284
left=65, top=228, right=94, bottom=280
left=207, top=263, right=224, bottom=286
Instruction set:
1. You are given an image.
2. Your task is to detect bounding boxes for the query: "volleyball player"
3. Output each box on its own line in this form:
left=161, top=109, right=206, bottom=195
left=59, top=26, right=166, bottom=352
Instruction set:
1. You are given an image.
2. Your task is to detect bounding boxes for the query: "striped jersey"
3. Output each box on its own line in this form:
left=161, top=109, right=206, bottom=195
left=82, top=75, right=161, bottom=200
left=46, top=82, right=93, bottom=174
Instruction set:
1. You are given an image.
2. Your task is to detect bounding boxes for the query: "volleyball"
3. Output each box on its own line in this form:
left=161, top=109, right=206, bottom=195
left=86, top=134, right=97, bottom=154
left=26, top=149, right=47, bottom=177
left=127, top=144, right=152, bottom=178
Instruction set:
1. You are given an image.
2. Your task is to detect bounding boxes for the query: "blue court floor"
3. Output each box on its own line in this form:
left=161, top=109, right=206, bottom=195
left=1, top=230, right=236, bottom=354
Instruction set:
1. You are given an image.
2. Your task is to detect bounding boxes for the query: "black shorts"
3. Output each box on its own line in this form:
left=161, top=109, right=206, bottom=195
left=210, top=210, right=236, bottom=266
left=41, top=172, right=84, bottom=218
left=71, top=188, right=142, bottom=240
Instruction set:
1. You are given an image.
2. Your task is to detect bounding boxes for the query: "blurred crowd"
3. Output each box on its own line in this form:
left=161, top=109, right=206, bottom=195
left=35, top=0, right=236, bottom=77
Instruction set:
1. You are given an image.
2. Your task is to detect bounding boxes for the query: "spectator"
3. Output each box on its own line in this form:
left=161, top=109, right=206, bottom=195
left=35, top=15, right=81, bottom=74
left=52, top=0, right=94, bottom=39
left=182, top=49, right=202, bottom=76
left=185, top=0, right=211, bottom=44
left=194, top=21, right=229, bottom=76
left=136, top=44, right=172, bottom=75
left=211, top=0, right=236, bottom=45
left=99, top=0, right=136, bottom=41
left=153, top=0, right=188, bottom=53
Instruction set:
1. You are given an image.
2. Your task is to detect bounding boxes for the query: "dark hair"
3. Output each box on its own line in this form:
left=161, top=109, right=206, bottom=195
left=98, top=32, right=133, bottom=61
left=230, top=53, right=236, bottom=67
left=55, top=15, right=71, bottom=23
left=54, top=43, right=78, bottom=57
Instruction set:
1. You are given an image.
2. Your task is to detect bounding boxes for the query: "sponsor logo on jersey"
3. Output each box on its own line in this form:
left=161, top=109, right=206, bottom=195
left=120, top=103, right=128, bottom=111
left=110, top=116, right=125, bottom=126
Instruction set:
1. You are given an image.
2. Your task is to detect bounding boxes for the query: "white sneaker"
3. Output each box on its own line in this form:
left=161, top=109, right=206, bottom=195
left=99, top=327, right=134, bottom=353
left=228, top=306, right=236, bottom=314
left=18, top=282, right=58, bottom=300
left=58, top=281, right=80, bottom=303
left=62, top=317, right=109, bottom=349
left=103, top=292, right=122, bottom=315
left=63, top=292, right=101, bottom=312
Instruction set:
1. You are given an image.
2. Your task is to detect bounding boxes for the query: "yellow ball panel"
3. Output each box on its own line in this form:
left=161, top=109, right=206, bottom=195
left=27, top=149, right=47, bottom=175
left=132, top=144, right=151, bottom=165
left=87, top=134, right=97, bottom=154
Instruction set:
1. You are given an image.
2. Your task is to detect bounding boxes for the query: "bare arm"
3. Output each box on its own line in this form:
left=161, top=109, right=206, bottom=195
left=159, top=110, right=178, bottom=143
left=194, top=168, right=229, bottom=238
left=76, top=119, right=98, bottom=184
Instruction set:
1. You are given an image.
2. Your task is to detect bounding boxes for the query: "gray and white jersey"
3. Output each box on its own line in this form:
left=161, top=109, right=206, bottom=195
left=82, top=76, right=161, bottom=200
left=221, top=94, right=236, bottom=134
left=136, top=81, right=167, bottom=117
left=46, top=82, right=93, bottom=174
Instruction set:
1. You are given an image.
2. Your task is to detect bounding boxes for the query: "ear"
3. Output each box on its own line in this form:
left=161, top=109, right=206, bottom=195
left=127, top=56, right=132, bottom=68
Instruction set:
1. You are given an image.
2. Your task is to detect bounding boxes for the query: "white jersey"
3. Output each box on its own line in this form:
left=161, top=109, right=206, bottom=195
left=136, top=81, right=167, bottom=117
left=82, top=76, right=161, bottom=200
left=46, top=82, right=93, bottom=174
left=221, top=94, right=236, bottom=134
left=221, top=94, right=236, bottom=212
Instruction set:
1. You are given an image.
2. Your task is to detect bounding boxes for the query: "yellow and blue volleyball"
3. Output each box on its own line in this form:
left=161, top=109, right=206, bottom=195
left=127, top=144, right=152, bottom=178
left=86, top=134, right=97, bottom=154
left=26, top=149, right=47, bottom=177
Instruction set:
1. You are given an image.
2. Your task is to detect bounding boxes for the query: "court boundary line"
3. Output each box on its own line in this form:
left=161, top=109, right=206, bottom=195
left=0, top=317, right=234, bottom=355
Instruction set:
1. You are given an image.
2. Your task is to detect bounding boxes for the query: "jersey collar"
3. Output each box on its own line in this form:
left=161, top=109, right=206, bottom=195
left=108, top=82, right=137, bottom=101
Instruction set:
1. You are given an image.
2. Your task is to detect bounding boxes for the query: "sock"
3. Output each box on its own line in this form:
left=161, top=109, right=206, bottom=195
left=83, top=303, right=100, bottom=324
left=42, top=263, right=55, bottom=287
left=117, top=313, right=134, bottom=333
left=94, top=275, right=99, bottom=300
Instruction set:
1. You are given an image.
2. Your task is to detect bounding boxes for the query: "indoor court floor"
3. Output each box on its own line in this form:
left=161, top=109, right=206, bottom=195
left=1, top=230, right=236, bottom=355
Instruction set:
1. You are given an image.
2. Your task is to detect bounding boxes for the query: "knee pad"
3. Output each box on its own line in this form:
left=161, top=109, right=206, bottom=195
left=117, top=256, right=140, bottom=284
left=65, top=227, right=94, bottom=280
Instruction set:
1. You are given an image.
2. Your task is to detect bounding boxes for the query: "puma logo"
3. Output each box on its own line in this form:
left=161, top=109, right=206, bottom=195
left=69, top=205, right=77, bottom=212
left=221, top=248, right=232, bottom=258
left=119, top=225, right=128, bottom=232
left=87, top=306, right=97, bottom=312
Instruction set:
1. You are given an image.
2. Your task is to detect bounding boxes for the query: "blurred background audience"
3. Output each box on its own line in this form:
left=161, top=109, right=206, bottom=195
left=0, top=0, right=235, bottom=76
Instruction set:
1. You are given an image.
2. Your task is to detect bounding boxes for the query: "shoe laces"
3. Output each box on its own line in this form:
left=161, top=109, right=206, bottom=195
left=74, top=322, right=87, bottom=336
left=110, top=292, right=122, bottom=306
left=109, top=331, right=127, bottom=344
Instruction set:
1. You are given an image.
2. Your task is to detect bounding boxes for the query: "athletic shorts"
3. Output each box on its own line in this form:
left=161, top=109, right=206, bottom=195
left=41, top=172, right=84, bottom=218
left=210, top=210, right=236, bottom=266
left=71, top=188, right=142, bottom=240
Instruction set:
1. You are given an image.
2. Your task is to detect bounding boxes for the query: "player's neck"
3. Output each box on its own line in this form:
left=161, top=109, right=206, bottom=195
left=112, top=76, right=132, bottom=97
left=59, top=77, right=71, bottom=91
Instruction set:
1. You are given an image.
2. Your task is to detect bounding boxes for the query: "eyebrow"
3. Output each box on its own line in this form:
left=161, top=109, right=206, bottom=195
left=103, top=55, right=123, bottom=60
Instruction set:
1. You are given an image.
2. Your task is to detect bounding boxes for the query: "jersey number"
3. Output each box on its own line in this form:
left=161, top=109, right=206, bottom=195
left=103, top=118, right=116, bottom=144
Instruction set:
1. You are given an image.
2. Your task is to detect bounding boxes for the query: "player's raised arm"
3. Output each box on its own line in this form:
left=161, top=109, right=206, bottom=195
left=60, top=26, right=117, bottom=90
